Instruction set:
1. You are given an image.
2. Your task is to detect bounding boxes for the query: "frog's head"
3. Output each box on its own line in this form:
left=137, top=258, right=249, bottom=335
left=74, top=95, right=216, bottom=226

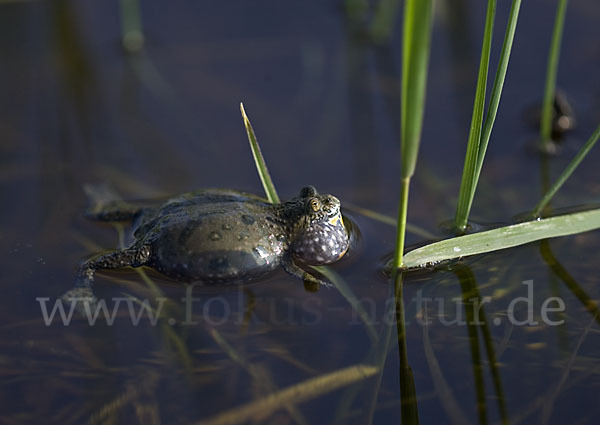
left=290, top=186, right=349, bottom=265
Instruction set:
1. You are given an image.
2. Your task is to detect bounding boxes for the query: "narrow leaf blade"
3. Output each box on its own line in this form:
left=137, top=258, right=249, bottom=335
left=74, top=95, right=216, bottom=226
left=403, top=209, right=600, bottom=269
left=240, top=103, right=280, bottom=204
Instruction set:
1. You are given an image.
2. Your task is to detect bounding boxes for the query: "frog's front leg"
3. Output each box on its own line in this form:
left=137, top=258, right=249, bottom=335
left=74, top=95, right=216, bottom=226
left=281, top=253, right=329, bottom=287
left=62, top=245, right=152, bottom=305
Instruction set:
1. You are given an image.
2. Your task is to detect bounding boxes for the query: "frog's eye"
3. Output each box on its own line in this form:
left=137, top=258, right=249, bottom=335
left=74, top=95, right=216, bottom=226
left=309, top=198, right=321, bottom=212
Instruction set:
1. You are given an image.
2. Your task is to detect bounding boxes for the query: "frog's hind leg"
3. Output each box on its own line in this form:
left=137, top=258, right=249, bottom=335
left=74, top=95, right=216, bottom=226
left=62, top=246, right=151, bottom=306
left=85, top=200, right=149, bottom=222
left=83, top=183, right=154, bottom=222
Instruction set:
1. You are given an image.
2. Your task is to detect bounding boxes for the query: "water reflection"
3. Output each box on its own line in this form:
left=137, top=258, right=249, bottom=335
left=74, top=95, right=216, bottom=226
left=453, top=265, right=508, bottom=425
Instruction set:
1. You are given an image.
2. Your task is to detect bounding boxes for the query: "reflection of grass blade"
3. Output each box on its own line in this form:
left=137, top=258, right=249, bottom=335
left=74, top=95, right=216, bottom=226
left=548, top=274, right=569, bottom=352
left=393, top=272, right=420, bottom=425
left=455, top=267, right=486, bottom=425
left=422, top=312, right=470, bottom=425
left=464, top=268, right=508, bottom=425
left=402, top=209, right=600, bottom=269
left=540, top=240, right=600, bottom=327
left=336, top=273, right=418, bottom=425
left=312, top=266, right=378, bottom=343
left=334, top=283, right=396, bottom=425
left=478, top=316, right=508, bottom=425
left=533, top=123, right=600, bottom=217
left=365, top=285, right=397, bottom=425
left=240, top=103, right=280, bottom=204
left=540, top=0, right=569, bottom=144
left=454, top=265, right=508, bottom=424
left=194, top=364, right=377, bottom=425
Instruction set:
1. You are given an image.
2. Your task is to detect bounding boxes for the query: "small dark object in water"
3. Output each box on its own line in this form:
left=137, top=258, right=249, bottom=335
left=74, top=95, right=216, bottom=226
left=528, top=89, right=576, bottom=140
left=64, top=186, right=349, bottom=301
left=549, top=90, right=576, bottom=138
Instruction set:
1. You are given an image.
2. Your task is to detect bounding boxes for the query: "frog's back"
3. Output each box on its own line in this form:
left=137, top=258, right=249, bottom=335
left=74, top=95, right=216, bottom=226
left=133, top=189, right=268, bottom=239
left=140, top=197, right=288, bottom=283
left=164, top=188, right=267, bottom=207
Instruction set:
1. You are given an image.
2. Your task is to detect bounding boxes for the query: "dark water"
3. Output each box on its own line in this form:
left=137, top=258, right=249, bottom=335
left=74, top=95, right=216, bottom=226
left=2, top=1, right=600, bottom=424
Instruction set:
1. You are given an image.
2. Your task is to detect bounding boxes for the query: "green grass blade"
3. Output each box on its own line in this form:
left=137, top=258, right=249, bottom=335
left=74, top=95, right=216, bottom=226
left=401, top=0, right=433, bottom=179
left=475, top=0, right=522, bottom=183
left=540, top=0, right=569, bottom=144
left=393, top=177, right=411, bottom=269
left=395, top=0, right=433, bottom=269
left=455, top=0, right=497, bottom=232
left=240, top=103, right=280, bottom=204
left=402, top=208, right=600, bottom=269
left=533, top=122, right=600, bottom=217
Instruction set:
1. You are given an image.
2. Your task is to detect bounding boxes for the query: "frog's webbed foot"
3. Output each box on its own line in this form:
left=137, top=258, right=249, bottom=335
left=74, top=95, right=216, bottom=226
left=281, top=254, right=330, bottom=287
left=61, top=287, right=98, bottom=315
left=62, top=246, right=152, bottom=313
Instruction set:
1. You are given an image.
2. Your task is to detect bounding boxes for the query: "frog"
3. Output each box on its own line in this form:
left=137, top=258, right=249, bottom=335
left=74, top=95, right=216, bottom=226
left=63, top=186, right=349, bottom=301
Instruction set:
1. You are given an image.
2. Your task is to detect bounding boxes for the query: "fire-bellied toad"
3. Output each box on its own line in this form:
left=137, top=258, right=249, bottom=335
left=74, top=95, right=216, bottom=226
left=64, top=186, right=349, bottom=300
